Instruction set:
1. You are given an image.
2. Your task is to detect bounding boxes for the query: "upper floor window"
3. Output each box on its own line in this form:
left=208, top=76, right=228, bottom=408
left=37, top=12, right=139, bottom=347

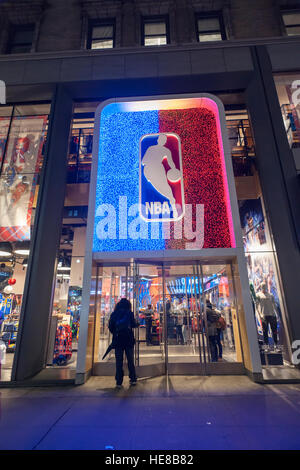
left=87, top=20, right=115, bottom=49
left=196, top=13, right=226, bottom=42
left=282, top=11, right=300, bottom=36
left=142, top=16, right=169, bottom=46
left=8, top=24, right=35, bottom=54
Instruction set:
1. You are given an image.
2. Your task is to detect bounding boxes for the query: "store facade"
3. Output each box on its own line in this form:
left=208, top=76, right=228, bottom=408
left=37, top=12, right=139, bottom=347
left=0, top=39, right=299, bottom=385
left=76, top=94, right=260, bottom=379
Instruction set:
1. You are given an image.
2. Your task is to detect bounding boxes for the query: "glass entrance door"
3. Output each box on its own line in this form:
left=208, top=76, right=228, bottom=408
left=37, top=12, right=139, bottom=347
left=133, top=262, right=166, bottom=375
left=163, top=263, right=207, bottom=371
left=92, top=260, right=244, bottom=376
left=163, top=261, right=243, bottom=374
left=93, top=264, right=134, bottom=366
left=92, top=262, right=166, bottom=376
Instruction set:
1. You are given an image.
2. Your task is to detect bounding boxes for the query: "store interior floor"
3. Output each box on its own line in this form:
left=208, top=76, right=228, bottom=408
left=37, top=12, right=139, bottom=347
left=98, top=329, right=238, bottom=366
left=0, top=375, right=300, bottom=450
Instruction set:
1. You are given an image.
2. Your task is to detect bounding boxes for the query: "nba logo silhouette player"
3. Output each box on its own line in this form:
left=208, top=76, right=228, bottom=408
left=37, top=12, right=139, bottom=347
left=139, top=133, right=184, bottom=222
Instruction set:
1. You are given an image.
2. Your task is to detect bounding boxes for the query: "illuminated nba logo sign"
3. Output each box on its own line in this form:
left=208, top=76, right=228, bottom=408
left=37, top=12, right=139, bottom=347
left=139, top=133, right=185, bottom=222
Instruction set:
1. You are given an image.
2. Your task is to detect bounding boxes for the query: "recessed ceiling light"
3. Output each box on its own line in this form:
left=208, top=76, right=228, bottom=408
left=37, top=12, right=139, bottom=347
left=13, top=242, right=30, bottom=256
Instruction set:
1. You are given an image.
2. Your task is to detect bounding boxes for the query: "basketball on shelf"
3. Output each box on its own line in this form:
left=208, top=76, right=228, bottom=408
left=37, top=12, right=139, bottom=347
left=167, top=168, right=181, bottom=183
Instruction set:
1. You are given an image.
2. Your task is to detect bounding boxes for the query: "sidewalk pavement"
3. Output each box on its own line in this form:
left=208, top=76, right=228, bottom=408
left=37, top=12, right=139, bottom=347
left=0, top=375, right=300, bottom=450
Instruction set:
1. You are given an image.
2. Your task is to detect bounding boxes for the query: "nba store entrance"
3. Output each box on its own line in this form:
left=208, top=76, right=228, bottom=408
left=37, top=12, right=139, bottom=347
left=92, top=259, right=246, bottom=377
left=75, top=94, right=262, bottom=383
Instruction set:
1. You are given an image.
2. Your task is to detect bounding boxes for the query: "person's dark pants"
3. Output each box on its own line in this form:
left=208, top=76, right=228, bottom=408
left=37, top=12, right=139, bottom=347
left=262, top=315, right=278, bottom=345
left=146, top=319, right=152, bottom=345
left=115, top=345, right=136, bottom=385
left=209, top=335, right=218, bottom=362
left=176, top=325, right=184, bottom=345
left=216, top=328, right=223, bottom=359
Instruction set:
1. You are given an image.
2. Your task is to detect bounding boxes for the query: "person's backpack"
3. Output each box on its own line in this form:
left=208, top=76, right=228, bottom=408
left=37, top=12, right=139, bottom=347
left=216, top=316, right=226, bottom=331
left=114, top=311, right=132, bottom=341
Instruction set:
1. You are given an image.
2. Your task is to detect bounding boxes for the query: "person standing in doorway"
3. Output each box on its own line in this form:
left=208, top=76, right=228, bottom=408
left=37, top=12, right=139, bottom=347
left=109, top=298, right=138, bottom=389
left=144, top=304, right=154, bottom=346
left=175, top=301, right=184, bottom=345
left=215, top=310, right=227, bottom=360
left=206, top=300, right=220, bottom=362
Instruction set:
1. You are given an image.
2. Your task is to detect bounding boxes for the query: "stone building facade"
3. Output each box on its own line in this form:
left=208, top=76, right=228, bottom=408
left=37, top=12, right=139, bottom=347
left=0, top=0, right=298, bottom=54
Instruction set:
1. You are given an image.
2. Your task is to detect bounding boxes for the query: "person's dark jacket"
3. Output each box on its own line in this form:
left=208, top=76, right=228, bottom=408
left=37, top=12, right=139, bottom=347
left=144, top=307, right=153, bottom=321
left=206, top=306, right=220, bottom=337
left=109, top=309, right=138, bottom=348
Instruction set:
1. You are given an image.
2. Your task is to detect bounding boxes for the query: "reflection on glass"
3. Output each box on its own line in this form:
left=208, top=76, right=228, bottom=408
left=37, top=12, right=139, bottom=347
left=134, top=264, right=165, bottom=367
left=239, top=197, right=288, bottom=365
left=199, top=33, right=222, bottom=42
left=94, top=265, right=134, bottom=363
left=144, top=37, right=167, bottom=46
left=165, top=263, right=239, bottom=365
left=48, top=227, right=87, bottom=368
left=274, top=73, right=300, bottom=150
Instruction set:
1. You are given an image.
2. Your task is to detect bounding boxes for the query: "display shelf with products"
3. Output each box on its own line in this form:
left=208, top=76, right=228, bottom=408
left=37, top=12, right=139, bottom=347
left=53, top=324, right=72, bottom=366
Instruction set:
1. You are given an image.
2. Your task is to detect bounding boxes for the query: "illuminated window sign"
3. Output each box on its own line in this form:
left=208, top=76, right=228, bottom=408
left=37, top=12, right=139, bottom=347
left=93, top=96, right=235, bottom=252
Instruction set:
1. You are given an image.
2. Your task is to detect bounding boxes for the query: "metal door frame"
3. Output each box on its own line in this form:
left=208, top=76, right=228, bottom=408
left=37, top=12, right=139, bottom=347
left=164, top=261, right=210, bottom=375
left=133, top=259, right=241, bottom=377
left=133, top=260, right=167, bottom=376
left=92, top=261, right=132, bottom=375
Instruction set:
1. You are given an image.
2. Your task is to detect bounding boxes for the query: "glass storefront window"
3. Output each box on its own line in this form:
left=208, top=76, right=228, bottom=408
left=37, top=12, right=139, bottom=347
left=239, top=197, right=290, bottom=367
left=274, top=73, right=300, bottom=172
left=219, top=103, right=290, bottom=373
left=226, top=110, right=256, bottom=177
left=0, top=103, right=50, bottom=381
left=0, top=106, right=13, bottom=169
left=235, top=106, right=292, bottom=370
left=46, top=103, right=99, bottom=370
left=67, top=120, right=94, bottom=184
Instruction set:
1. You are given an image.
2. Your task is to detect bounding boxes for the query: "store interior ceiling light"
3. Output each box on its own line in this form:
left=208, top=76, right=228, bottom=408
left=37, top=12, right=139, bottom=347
left=57, top=274, right=70, bottom=279
left=14, top=249, right=30, bottom=255
left=14, top=241, right=30, bottom=256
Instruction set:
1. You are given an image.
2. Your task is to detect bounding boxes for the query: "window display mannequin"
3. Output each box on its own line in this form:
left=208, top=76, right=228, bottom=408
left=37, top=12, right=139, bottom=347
left=0, top=285, right=14, bottom=328
left=256, top=282, right=279, bottom=351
